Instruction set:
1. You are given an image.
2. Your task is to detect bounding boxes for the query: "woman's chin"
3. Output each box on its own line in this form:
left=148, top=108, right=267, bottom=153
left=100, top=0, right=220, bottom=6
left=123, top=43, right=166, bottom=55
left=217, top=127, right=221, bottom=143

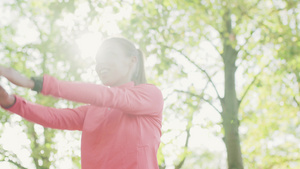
left=99, top=78, right=109, bottom=86
left=101, top=81, right=111, bottom=86
left=100, top=78, right=114, bottom=87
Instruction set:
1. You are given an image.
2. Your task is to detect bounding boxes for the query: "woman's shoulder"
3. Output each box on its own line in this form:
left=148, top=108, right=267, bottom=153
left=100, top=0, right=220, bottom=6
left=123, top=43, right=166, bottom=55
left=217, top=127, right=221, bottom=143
left=135, top=83, right=161, bottom=89
left=134, top=83, right=163, bottom=97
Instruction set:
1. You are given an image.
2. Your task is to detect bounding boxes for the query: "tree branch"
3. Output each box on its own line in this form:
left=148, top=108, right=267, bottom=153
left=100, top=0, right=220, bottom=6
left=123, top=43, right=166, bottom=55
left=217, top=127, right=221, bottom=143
left=236, top=15, right=268, bottom=55
left=237, top=29, right=256, bottom=54
left=202, top=34, right=221, bottom=55
left=0, top=148, right=27, bottom=169
left=174, top=91, right=200, bottom=169
left=175, top=89, right=222, bottom=114
left=165, top=46, right=222, bottom=100
left=293, top=96, right=299, bottom=107
left=237, top=48, right=252, bottom=68
left=0, top=159, right=28, bottom=169
left=236, top=0, right=262, bottom=25
left=239, top=60, right=272, bottom=106
left=236, top=6, right=285, bottom=55
left=174, top=127, right=191, bottom=169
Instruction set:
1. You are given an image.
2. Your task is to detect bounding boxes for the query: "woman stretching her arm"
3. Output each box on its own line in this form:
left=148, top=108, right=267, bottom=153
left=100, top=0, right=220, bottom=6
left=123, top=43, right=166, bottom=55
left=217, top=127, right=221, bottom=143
left=0, top=37, right=164, bottom=169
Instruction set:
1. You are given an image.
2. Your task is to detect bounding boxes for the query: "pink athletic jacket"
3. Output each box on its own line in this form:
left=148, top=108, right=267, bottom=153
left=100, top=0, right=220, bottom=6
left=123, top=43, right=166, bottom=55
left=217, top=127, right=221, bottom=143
left=5, top=75, right=164, bottom=169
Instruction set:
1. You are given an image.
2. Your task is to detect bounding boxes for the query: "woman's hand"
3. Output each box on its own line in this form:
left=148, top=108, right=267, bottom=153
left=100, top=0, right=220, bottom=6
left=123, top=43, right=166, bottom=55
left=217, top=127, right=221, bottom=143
left=0, top=65, right=34, bottom=89
left=0, top=85, right=15, bottom=108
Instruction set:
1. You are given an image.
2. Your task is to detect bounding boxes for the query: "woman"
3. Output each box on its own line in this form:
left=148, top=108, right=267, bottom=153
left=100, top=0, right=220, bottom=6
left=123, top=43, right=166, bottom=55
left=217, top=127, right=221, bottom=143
left=0, top=37, right=164, bottom=169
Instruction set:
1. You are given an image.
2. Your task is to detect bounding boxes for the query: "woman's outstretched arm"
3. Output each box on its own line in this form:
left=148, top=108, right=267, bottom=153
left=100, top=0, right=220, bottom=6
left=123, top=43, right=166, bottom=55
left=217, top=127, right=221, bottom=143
left=41, top=75, right=164, bottom=116
left=0, top=85, right=88, bottom=130
left=0, top=66, right=164, bottom=115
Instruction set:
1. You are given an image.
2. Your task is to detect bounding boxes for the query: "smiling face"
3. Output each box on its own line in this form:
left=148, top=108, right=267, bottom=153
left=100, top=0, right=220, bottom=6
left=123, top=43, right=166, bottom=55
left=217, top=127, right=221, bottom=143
left=95, top=41, right=137, bottom=87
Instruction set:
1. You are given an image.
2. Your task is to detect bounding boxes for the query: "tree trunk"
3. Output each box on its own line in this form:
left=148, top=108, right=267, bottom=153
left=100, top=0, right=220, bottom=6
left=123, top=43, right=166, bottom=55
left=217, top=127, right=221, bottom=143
left=220, top=8, right=244, bottom=169
left=221, top=43, right=243, bottom=169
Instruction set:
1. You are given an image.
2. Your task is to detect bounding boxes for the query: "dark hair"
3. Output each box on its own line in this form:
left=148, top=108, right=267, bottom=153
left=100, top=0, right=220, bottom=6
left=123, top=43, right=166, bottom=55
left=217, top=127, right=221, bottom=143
left=101, top=37, right=147, bottom=85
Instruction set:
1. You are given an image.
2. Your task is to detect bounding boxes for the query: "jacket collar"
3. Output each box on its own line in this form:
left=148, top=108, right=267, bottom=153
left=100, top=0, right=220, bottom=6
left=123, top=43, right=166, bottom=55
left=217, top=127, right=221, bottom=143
left=114, top=81, right=135, bottom=88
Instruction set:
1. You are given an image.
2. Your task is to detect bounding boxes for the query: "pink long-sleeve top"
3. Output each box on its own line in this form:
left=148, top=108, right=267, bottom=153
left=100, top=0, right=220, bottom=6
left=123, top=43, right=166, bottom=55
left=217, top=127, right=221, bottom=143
left=5, top=75, right=164, bottom=169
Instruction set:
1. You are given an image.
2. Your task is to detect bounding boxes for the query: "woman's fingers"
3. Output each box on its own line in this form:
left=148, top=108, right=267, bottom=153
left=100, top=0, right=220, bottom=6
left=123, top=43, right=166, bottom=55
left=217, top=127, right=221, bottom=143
left=0, top=66, right=34, bottom=89
left=0, top=85, right=15, bottom=108
left=0, top=85, right=9, bottom=105
left=0, top=85, right=8, bottom=97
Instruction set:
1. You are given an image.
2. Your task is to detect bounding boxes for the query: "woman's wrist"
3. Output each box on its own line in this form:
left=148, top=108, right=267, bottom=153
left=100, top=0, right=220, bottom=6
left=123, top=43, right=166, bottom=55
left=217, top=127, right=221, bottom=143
left=30, top=76, right=43, bottom=92
left=28, top=79, right=35, bottom=89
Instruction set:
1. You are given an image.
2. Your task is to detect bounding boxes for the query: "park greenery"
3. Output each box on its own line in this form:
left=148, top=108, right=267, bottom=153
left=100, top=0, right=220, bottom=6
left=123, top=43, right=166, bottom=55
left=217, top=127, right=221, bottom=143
left=0, top=0, right=299, bottom=168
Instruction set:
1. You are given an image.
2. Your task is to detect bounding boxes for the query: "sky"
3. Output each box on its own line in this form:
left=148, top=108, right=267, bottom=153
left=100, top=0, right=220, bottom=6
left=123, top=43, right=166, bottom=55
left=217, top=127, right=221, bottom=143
left=0, top=1, right=228, bottom=168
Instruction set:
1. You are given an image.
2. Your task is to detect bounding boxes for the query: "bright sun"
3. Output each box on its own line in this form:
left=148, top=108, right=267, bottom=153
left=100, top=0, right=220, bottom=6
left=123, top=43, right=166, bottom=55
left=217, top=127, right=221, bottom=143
left=74, top=2, right=132, bottom=59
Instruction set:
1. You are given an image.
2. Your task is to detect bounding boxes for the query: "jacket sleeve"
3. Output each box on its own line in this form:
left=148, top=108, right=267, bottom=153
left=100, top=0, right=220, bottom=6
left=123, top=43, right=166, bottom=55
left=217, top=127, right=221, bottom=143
left=3, top=95, right=88, bottom=131
left=41, top=75, right=164, bottom=115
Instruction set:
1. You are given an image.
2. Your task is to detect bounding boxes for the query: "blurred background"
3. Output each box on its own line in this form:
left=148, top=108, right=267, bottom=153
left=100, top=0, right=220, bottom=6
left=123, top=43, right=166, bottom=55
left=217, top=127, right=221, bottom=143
left=0, top=0, right=299, bottom=168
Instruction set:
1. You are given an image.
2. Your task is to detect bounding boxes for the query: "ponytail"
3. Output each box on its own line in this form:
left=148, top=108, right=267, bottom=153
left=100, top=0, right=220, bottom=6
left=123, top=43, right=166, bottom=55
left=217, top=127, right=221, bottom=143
left=133, top=49, right=147, bottom=85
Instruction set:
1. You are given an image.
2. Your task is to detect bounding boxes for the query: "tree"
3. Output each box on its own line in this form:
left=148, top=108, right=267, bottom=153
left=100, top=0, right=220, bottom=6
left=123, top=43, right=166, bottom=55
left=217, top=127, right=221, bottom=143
left=118, top=0, right=297, bottom=168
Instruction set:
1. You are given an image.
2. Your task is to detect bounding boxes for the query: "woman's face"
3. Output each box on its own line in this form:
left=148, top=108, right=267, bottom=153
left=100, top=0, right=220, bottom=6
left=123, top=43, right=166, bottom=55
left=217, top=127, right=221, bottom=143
left=95, top=43, right=134, bottom=87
